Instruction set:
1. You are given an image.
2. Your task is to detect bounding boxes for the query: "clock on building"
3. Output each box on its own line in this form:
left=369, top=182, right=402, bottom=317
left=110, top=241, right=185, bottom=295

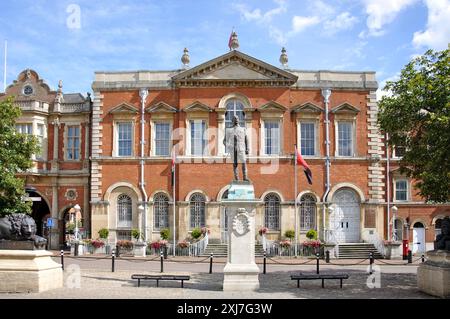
left=23, top=85, right=33, bottom=96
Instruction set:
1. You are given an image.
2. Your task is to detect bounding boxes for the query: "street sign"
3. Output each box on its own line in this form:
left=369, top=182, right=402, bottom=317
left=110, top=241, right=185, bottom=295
left=46, top=218, right=54, bottom=228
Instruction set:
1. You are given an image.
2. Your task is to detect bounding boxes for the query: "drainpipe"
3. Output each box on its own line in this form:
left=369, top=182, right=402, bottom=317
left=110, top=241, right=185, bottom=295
left=386, top=132, right=391, bottom=241
left=321, top=88, right=332, bottom=242
left=139, top=88, right=149, bottom=242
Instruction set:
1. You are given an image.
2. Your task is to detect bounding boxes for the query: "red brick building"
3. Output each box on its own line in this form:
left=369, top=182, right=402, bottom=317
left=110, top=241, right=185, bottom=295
left=1, top=69, right=91, bottom=249
left=90, top=46, right=449, bottom=255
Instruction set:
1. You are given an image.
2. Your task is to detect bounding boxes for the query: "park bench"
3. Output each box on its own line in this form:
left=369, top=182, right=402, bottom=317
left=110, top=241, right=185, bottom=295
left=131, top=274, right=190, bottom=288
left=291, top=273, right=349, bottom=288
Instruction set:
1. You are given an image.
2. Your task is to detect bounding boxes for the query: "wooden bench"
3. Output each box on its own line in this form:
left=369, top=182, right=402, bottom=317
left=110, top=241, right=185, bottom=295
left=131, top=274, right=190, bottom=288
left=291, top=273, right=349, bottom=288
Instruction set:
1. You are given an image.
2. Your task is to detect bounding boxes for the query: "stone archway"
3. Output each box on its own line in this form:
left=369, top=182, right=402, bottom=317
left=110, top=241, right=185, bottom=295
left=27, top=190, right=51, bottom=239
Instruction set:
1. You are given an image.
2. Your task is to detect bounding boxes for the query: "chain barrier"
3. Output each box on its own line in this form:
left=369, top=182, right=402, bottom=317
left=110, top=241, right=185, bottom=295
left=327, top=258, right=369, bottom=266
left=266, top=257, right=316, bottom=265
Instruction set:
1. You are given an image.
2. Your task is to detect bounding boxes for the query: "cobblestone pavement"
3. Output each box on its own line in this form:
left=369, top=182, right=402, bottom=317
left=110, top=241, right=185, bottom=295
left=0, top=255, right=434, bottom=299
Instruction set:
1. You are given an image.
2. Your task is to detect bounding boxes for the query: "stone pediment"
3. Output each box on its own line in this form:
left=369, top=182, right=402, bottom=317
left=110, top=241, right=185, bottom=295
left=182, top=101, right=213, bottom=113
left=172, top=50, right=298, bottom=87
left=258, top=101, right=287, bottom=112
left=109, top=102, right=139, bottom=114
left=146, top=101, right=177, bottom=113
left=291, top=102, right=323, bottom=113
left=331, top=102, right=360, bottom=114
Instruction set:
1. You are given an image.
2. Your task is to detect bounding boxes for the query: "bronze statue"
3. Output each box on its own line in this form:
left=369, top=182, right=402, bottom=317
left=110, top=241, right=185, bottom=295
left=435, top=216, right=450, bottom=251
left=0, top=213, right=47, bottom=248
left=223, top=115, right=249, bottom=181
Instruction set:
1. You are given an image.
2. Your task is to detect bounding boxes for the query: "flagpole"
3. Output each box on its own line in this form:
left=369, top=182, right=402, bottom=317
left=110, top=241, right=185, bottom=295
left=294, top=145, right=298, bottom=257
left=173, top=151, right=176, bottom=257
left=3, top=40, right=7, bottom=92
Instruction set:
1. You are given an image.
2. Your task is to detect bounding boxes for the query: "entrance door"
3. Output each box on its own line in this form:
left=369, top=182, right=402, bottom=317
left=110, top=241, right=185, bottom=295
left=331, top=189, right=360, bottom=243
left=413, top=222, right=426, bottom=253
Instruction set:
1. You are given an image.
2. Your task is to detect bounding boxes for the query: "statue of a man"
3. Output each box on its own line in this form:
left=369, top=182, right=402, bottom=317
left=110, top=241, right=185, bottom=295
left=223, top=115, right=249, bottom=181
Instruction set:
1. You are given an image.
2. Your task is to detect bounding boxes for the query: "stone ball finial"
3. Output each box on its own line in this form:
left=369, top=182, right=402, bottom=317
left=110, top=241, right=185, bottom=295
left=230, top=31, right=239, bottom=51
left=279, top=47, right=288, bottom=69
left=181, top=48, right=190, bottom=68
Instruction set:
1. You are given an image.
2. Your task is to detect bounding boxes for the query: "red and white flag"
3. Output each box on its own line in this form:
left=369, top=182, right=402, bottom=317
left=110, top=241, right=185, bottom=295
left=228, top=30, right=233, bottom=51
left=295, top=146, right=312, bottom=185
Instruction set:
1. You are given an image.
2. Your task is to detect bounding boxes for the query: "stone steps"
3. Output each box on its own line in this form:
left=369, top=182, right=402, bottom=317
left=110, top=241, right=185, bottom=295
left=201, top=244, right=265, bottom=257
left=337, top=243, right=383, bottom=259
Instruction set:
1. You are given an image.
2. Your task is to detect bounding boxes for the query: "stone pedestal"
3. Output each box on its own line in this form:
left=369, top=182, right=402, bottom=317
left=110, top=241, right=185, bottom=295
left=134, top=242, right=147, bottom=257
left=222, top=181, right=261, bottom=291
left=0, top=250, right=63, bottom=293
left=385, top=243, right=402, bottom=259
left=417, top=250, right=450, bottom=298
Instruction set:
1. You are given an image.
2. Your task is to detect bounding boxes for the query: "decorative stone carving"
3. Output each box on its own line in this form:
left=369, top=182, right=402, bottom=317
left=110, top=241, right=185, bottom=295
left=181, top=48, right=190, bottom=68
left=279, top=47, right=288, bottom=68
left=229, top=31, right=239, bottom=50
left=232, top=208, right=251, bottom=236
left=65, top=189, right=78, bottom=201
left=0, top=214, right=47, bottom=249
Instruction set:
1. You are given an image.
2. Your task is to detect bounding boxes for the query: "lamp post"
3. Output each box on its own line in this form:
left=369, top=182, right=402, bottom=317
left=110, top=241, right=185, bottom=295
left=73, top=204, right=81, bottom=242
left=391, top=205, right=398, bottom=241
left=137, top=204, right=144, bottom=243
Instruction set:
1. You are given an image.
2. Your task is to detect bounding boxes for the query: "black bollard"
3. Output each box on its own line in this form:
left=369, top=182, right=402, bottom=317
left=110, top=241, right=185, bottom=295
left=60, top=250, right=64, bottom=271
left=116, top=245, right=120, bottom=258
left=421, top=254, right=425, bottom=263
left=316, top=253, right=320, bottom=274
left=263, top=252, right=267, bottom=274
left=111, top=249, right=115, bottom=272
left=369, top=252, right=374, bottom=274
left=160, top=250, right=164, bottom=273
left=209, top=253, right=213, bottom=274
left=325, top=250, right=330, bottom=263
left=407, top=250, right=412, bottom=263
left=74, top=242, right=79, bottom=257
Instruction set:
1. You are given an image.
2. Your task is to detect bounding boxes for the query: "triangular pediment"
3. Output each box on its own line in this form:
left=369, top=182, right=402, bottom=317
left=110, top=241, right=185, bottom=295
left=258, top=101, right=287, bottom=112
left=146, top=101, right=177, bottom=113
left=182, top=101, right=213, bottom=113
left=172, top=51, right=298, bottom=87
left=331, top=102, right=360, bottom=114
left=291, top=102, right=323, bottom=113
left=109, top=102, right=139, bottom=114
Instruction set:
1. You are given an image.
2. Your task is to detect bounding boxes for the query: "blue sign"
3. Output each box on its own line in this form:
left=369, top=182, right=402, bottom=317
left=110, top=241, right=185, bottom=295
left=46, top=218, right=54, bottom=228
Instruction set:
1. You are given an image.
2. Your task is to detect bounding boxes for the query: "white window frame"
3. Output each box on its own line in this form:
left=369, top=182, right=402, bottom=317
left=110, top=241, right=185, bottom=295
left=16, top=123, right=33, bottom=135
left=65, top=124, right=81, bottom=161
left=186, top=119, right=208, bottom=156
left=261, top=119, right=282, bottom=156
left=335, top=120, right=356, bottom=157
left=297, top=120, right=318, bottom=157
left=151, top=121, right=172, bottom=157
left=394, top=178, right=409, bottom=202
left=392, top=145, right=407, bottom=159
left=113, top=121, right=135, bottom=157
left=36, top=123, right=45, bottom=159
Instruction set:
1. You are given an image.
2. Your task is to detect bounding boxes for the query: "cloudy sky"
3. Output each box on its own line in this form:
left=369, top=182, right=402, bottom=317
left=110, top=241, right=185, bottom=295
left=0, top=0, right=449, bottom=99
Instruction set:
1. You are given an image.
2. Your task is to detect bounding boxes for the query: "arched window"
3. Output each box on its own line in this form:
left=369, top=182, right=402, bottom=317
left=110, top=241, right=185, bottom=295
left=435, top=219, right=442, bottom=238
left=190, top=193, right=206, bottom=229
left=225, top=99, right=245, bottom=128
left=117, top=194, right=132, bottom=228
left=264, top=193, right=280, bottom=230
left=300, top=194, right=316, bottom=231
left=154, top=193, right=169, bottom=229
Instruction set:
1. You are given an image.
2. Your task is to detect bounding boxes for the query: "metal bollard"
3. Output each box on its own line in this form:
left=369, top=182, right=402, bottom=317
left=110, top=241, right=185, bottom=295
left=209, top=253, right=213, bottom=274
left=421, top=254, right=425, bottom=263
left=60, top=250, right=64, bottom=271
left=369, top=252, right=374, bottom=274
left=263, top=252, right=267, bottom=274
left=74, top=243, right=79, bottom=257
left=160, top=250, right=164, bottom=273
left=111, top=249, right=115, bottom=272
left=116, top=245, right=120, bottom=258
left=316, top=253, right=320, bottom=274
left=407, top=250, right=412, bottom=263
left=325, top=250, right=330, bottom=263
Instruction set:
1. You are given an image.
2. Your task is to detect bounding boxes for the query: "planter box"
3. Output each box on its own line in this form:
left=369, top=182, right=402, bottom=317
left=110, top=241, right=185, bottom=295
left=134, top=242, right=146, bottom=257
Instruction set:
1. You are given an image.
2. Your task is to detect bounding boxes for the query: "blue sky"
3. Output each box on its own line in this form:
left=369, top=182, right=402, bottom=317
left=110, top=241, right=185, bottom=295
left=0, top=0, right=449, bottom=99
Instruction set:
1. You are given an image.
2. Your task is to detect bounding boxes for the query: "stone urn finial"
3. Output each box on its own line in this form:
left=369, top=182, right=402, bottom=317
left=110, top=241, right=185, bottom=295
left=279, top=47, right=288, bottom=69
left=230, top=31, right=239, bottom=51
left=181, top=48, right=190, bottom=69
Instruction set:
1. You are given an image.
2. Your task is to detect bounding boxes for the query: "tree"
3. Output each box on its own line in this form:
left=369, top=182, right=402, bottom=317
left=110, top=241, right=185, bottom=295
left=0, top=97, right=40, bottom=216
left=378, top=49, right=450, bottom=203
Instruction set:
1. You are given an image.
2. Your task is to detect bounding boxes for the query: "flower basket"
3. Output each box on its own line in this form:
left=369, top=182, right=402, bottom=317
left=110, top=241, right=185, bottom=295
left=258, top=227, right=268, bottom=236
left=117, top=240, right=134, bottom=255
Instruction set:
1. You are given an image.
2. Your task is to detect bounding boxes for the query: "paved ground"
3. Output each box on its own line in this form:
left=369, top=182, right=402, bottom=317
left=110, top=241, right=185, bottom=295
left=0, top=255, right=434, bottom=299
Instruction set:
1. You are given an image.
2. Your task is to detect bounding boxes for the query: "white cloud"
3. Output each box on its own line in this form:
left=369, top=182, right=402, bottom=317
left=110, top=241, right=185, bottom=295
left=310, top=0, right=336, bottom=17
left=291, top=16, right=321, bottom=33
left=377, top=73, right=400, bottom=101
left=324, top=12, right=358, bottom=35
left=363, top=0, right=417, bottom=37
left=233, top=0, right=287, bottom=24
left=412, top=0, right=450, bottom=50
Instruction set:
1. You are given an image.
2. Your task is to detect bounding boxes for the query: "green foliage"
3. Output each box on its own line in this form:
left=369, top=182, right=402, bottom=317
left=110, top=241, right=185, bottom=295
left=284, top=230, right=295, bottom=240
left=306, top=229, right=318, bottom=240
left=0, top=97, right=40, bottom=216
left=98, top=228, right=109, bottom=239
left=378, top=48, right=450, bottom=202
left=160, top=228, right=171, bottom=240
left=191, top=228, right=202, bottom=239
left=131, top=229, right=142, bottom=240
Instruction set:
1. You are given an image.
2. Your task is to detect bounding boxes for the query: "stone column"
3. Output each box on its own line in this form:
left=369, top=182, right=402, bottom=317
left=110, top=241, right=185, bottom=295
left=222, top=181, right=261, bottom=291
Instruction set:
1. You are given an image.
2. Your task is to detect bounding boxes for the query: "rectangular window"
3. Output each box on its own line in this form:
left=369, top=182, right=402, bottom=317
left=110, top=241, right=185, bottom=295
left=394, top=145, right=406, bottom=158
left=36, top=124, right=44, bottom=158
left=117, top=123, right=132, bottom=157
left=117, top=230, right=132, bottom=241
left=338, top=122, right=353, bottom=156
left=67, top=125, right=80, bottom=160
left=264, top=121, right=280, bottom=155
left=190, top=120, right=206, bottom=156
left=16, top=123, right=32, bottom=135
left=300, top=122, right=315, bottom=156
left=154, top=122, right=171, bottom=156
left=395, top=180, right=408, bottom=201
